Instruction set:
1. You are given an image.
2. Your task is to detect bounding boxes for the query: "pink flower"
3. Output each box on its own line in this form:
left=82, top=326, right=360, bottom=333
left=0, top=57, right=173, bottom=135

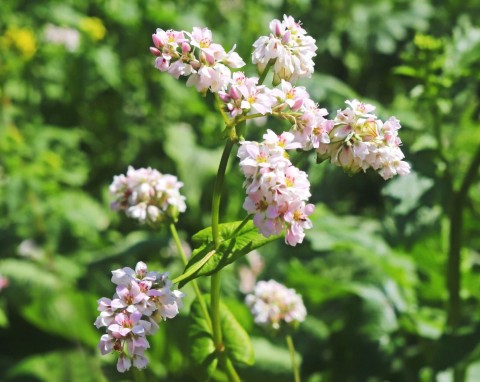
left=95, top=262, right=184, bottom=372
left=284, top=201, right=315, bottom=246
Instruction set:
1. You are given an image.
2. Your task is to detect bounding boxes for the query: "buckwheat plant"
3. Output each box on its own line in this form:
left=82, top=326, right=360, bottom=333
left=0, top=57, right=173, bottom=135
left=96, top=14, right=410, bottom=381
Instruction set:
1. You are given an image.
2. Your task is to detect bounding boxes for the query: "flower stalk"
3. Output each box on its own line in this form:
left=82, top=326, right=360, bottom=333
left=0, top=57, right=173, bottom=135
left=286, top=334, right=301, bottom=382
left=169, top=223, right=212, bottom=331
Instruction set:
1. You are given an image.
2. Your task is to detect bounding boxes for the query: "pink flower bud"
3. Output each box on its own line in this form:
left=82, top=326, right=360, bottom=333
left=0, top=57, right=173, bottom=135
left=274, top=20, right=282, bottom=36
left=282, top=30, right=291, bottom=44
left=152, top=33, right=163, bottom=48
left=149, top=47, right=161, bottom=56
left=181, top=41, right=191, bottom=53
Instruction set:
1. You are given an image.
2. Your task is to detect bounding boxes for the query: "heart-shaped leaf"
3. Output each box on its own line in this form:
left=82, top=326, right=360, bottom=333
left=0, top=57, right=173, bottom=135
left=179, top=221, right=281, bottom=287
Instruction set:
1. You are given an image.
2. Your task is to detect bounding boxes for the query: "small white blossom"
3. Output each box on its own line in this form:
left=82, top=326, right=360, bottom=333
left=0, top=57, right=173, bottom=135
left=316, top=99, right=411, bottom=179
left=246, top=280, right=306, bottom=331
left=252, top=15, right=317, bottom=84
left=109, top=166, right=186, bottom=225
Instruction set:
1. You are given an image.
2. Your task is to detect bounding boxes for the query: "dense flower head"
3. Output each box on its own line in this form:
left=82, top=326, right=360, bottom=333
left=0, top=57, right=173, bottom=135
left=150, top=26, right=244, bottom=94
left=95, top=261, right=184, bottom=373
left=252, top=15, right=317, bottom=84
left=218, top=72, right=277, bottom=117
left=316, top=99, right=411, bottom=179
left=246, top=279, right=306, bottom=331
left=238, top=131, right=314, bottom=246
left=109, top=166, right=186, bottom=226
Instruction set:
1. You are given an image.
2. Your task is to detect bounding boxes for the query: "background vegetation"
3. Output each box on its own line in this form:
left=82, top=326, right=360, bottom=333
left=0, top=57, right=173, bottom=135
left=1, top=0, right=480, bottom=381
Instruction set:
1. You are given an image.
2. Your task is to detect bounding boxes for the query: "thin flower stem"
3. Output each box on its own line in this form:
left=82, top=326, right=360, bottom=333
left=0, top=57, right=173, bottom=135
left=258, top=61, right=274, bottom=85
left=211, top=272, right=223, bottom=348
left=210, top=138, right=241, bottom=382
left=224, top=358, right=242, bottom=382
left=446, top=144, right=480, bottom=382
left=169, top=223, right=212, bottom=331
left=230, top=214, right=252, bottom=238
left=286, top=334, right=301, bottom=382
left=215, top=93, right=231, bottom=126
left=212, top=139, right=235, bottom=248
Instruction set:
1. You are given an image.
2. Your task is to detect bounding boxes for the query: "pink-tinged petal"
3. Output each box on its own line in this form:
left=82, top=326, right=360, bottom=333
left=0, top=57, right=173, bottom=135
left=133, top=354, right=149, bottom=369
left=98, top=334, right=114, bottom=355
left=117, top=355, right=132, bottom=373
left=135, top=261, right=148, bottom=277
left=97, top=297, right=112, bottom=311
left=110, top=298, right=126, bottom=310
left=304, top=203, right=315, bottom=215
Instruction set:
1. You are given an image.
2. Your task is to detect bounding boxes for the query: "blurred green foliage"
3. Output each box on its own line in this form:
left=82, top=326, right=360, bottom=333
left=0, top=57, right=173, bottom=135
left=1, top=0, right=480, bottom=381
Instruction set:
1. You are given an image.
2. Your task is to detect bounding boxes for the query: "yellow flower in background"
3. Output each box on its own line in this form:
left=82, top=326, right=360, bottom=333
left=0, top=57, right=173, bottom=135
left=79, top=17, right=106, bottom=41
left=1, top=26, right=37, bottom=59
left=414, top=34, right=443, bottom=51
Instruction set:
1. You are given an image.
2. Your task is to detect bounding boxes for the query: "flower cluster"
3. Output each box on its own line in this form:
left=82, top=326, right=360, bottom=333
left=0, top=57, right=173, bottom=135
left=252, top=15, right=317, bottom=84
left=316, top=100, right=411, bottom=180
left=246, top=280, right=306, bottom=331
left=109, top=166, right=186, bottom=225
left=150, top=27, right=244, bottom=93
left=238, top=130, right=314, bottom=246
left=218, top=72, right=276, bottom=117
left=95, top=261, right=184, bottom=372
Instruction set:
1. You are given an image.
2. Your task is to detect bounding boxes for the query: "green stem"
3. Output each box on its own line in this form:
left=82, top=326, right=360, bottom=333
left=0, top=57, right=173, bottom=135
left=446, top=144, right=480, bottom=382
left=211, top=272, right=223, bottom=349
left=446, top=144, right=480, bottom=331
left=212, top=139, right=235, bottom=248
left=224, top=357, right=242, bottom=382
left=230, top=214, right=252, bottom=238
left=210, top=138, right=241, bottom=382
left=286, top=334, right=301, bottom=382
left=215, top=93, right=231, bottom=126
left=258, top=61, right=274, bottom=85
left=169, top=223, right=212, bottom=331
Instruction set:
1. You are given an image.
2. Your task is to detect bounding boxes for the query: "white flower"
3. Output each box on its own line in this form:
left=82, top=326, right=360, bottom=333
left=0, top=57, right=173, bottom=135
left=316, top=99, right=410, bottom=179
left=110, top=166, right=186, bottom=225
left=246, top=280, right=306, bottom=331
left=252, top=15, right=317, bottom=84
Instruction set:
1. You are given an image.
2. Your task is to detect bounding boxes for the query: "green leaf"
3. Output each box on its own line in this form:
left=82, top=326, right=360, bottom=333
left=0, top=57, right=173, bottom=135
left=221, top=301, right=255, bottom=366
left=189, top=296, right=254, bottom=381
left=189, top=297, right=217, bottom=381
left=22, top=289, right=100, bottom=348
left=179, top=221, right=281, bottom=287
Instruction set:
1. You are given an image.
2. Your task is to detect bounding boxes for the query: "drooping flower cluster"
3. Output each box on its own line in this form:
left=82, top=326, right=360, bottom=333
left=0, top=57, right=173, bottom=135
left=95, top=261, right=184, bottom=372
left=109, top=166, right=186, bottom=226
left=252, top=15, right=317, bottom=84
left=246, top=280, right=306, bottom=331
left=150, top=27, right=245, bottom=93
left=238, top=130, right=314, bottom=246
left=316, top=99, right=411, bottom=180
